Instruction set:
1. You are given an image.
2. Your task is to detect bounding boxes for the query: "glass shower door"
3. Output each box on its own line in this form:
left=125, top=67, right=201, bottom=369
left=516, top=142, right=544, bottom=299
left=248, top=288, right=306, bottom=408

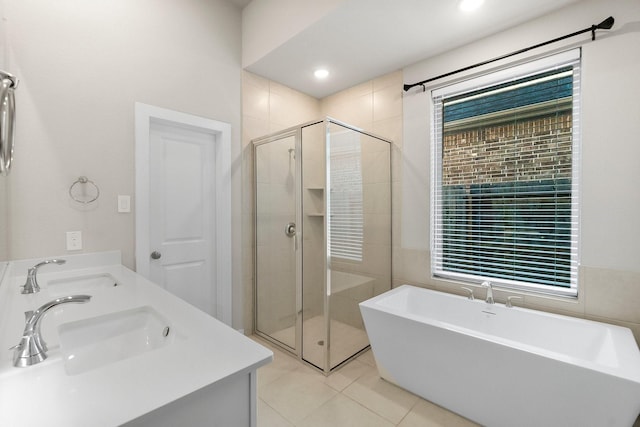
left=326, top=122, right=391, bottom=370
left=255, top=133, right=298, bottom=350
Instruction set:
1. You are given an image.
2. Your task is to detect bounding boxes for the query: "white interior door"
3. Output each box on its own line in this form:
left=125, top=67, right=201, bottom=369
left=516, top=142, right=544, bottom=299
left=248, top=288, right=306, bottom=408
left=148, top=122, right=216, bottom=315
left=135, top=103, right=232, bottom=326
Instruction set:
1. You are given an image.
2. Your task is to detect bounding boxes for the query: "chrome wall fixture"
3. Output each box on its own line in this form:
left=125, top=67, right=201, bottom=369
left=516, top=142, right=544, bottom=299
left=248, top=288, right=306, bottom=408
left=0, top=70, right=17, bottom=176
left=69, top=176, right=100, bottom=204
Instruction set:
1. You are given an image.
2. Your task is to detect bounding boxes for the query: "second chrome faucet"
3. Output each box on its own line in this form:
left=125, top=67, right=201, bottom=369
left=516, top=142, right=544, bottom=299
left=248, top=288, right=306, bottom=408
left=21, top=259, right=66, bottom=294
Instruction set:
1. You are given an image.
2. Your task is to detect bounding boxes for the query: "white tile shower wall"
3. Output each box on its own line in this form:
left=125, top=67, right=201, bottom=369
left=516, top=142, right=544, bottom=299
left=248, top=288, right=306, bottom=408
left=242, top=71, right=321, bottom=333
left=243, top=70, right=402, bottom=333
left=255, top=139, right=298, bottom=336
left=319, top=74, right=400, bottom=331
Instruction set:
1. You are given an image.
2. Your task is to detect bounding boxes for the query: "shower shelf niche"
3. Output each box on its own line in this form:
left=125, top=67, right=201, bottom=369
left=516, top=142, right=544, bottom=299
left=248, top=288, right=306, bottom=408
left=305, top=187, right=324, bottom=217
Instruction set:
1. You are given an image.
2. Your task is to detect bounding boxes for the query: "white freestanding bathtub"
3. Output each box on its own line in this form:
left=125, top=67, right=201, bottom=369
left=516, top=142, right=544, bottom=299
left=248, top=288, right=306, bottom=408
left=360, top=285, right=640, bottom=427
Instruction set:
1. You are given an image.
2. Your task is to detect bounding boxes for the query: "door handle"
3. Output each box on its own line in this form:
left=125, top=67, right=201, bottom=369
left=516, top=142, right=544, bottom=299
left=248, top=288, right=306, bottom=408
left=150, top=251, right=162, bottom=260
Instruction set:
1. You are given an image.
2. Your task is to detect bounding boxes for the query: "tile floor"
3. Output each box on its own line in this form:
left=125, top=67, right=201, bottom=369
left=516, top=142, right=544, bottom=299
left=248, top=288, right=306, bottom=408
left=252, top=335, right=479, bottom=427
left=269, top=315, right=370, bottom=370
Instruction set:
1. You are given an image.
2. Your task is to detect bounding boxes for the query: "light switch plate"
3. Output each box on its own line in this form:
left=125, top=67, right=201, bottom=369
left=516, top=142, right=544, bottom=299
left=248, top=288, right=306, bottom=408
left=66, top=231, right=82, bottom=251
left=118, top=195, right=131, bottom=213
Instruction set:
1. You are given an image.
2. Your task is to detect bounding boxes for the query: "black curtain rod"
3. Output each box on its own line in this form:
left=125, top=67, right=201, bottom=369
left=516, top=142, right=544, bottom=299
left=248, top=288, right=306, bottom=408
left=403, top=16, right=615, bottom=92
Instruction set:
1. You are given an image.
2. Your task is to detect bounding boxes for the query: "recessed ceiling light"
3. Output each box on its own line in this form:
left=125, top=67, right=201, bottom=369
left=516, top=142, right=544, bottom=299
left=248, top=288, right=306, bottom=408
left=459, top=0, right=484, bottom=12
left=314, top=69, right=329, bottom=79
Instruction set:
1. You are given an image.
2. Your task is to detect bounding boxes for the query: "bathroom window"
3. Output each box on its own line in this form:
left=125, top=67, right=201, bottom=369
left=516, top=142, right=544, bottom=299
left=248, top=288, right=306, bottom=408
left=431, top=50, right=580, bottom=296
left=329, top=131, right=363, bottom=262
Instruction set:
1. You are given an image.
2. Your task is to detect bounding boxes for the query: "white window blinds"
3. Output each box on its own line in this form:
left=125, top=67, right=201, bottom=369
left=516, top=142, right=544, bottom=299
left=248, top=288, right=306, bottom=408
left=432, top=50, right=580, bottom=296
left=329, top=131, right=363, bottom=262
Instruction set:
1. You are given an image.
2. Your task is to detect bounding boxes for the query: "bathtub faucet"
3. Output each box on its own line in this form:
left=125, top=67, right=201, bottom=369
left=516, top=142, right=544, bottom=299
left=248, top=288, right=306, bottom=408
left=481, top=281, right=494, bottom=304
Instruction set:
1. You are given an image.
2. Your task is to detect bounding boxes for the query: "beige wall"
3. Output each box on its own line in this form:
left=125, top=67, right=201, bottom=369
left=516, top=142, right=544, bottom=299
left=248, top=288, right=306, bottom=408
left=401, top=0, right=640, bottom=343
left=4, top=0, right=243, bottom=266
left=2, top=0, right=245, bottom=328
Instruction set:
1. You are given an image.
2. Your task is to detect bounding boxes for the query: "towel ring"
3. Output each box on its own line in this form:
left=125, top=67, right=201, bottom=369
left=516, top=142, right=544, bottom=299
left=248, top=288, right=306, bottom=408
left=69, top=176, right=100, bottom=204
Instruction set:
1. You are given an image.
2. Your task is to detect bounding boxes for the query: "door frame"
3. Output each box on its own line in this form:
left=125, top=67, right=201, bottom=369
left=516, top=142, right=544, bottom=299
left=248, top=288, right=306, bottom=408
left=134, top=102, right=232, bottom=326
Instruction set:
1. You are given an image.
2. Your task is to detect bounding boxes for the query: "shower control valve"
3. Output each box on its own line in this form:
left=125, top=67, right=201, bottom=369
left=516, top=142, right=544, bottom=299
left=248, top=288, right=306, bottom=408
left=284, top=222, right=296, bottom=237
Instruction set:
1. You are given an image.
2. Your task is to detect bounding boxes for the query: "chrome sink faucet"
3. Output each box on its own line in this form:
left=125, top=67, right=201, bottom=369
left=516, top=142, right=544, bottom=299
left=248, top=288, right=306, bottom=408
left=21, top=259, right=66, bottom=294
left=481, top=281, right=494, bottom=304
left=12, top=295, right=91, bottom=367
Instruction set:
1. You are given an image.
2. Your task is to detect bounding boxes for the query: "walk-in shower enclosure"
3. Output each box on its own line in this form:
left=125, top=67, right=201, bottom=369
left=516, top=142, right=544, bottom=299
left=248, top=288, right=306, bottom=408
left=253, top=118, right=391, bottom=374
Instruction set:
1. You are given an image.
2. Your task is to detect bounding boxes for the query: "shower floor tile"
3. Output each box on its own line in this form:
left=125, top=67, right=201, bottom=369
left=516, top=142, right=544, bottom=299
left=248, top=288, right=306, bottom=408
left=268, top=315, right=369, bottom=370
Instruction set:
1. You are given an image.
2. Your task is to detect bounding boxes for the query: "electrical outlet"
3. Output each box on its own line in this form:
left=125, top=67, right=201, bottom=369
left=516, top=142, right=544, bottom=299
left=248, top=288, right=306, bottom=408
left=66, top=231, right=82, bottom=251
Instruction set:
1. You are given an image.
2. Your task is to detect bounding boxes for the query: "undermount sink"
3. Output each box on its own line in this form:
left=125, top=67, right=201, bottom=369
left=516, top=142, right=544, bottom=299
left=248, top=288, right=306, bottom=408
left=58, top=306, right=174, bottom=375
left=47, top=273, right=121, bottom=296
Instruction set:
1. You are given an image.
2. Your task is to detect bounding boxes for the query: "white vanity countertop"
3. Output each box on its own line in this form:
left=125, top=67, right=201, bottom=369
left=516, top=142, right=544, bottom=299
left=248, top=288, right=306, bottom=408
left=0, top=251, right=272, bottom=427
